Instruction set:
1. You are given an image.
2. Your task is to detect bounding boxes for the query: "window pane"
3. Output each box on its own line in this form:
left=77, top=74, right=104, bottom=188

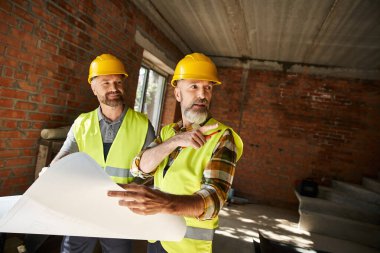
left=143, top=70, right=165, bottom=132
left=134, top=67, right=148, bottom=112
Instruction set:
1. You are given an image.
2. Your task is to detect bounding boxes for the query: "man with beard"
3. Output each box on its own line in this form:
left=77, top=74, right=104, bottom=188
left=44, top=54, right=155, bottom=253
left=108, top=53, right=243, bottom=253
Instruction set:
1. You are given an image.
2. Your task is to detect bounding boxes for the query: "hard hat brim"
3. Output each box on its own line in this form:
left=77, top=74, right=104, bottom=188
left=171, top=77, right=221, bottom=87
left=88, top=73, right=128, bottom=84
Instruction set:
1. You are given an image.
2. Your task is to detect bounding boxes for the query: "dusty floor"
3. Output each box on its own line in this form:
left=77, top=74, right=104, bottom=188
left=3, top=203, right=379, bottom=253
left=214, top=203, right=380, bottom=253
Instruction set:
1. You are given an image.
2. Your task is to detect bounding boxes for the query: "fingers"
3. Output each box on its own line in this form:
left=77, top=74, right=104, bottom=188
left=107, top=190, right=122, bottom=197
left=108, top=184, right=147, bottom=198
left=108, top=190, right=130, bottom=199
left=171, top=124, right=220, bottom=149
left=118, top=199, right=156, bottom=215
left=190, top=130, right=207, bottom=148
left=108, top=186, right=167, bottom=215
left=186, top=124, right=219, bottom=149
left=108, top=185, right=158, bottom=202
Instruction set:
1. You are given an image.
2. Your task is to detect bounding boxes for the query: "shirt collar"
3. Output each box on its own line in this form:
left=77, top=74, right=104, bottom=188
left=97, top=106, right=128, bottom=124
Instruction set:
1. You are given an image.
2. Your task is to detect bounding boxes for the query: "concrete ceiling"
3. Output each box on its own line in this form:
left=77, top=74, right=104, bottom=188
left=132, top=0, right=380, bottom=80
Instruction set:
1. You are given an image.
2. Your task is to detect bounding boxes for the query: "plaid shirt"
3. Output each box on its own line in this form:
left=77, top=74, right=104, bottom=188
left=131, top=120, right=238, bottom=220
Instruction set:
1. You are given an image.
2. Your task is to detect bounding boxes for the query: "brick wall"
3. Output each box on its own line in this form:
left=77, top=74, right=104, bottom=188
left=213, top=68, right=380, bottom=208
left=0, top=0, right=182, bottom=196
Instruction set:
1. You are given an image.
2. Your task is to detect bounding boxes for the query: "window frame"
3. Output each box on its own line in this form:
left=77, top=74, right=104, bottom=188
left=134, top=64, right=167, bottom=133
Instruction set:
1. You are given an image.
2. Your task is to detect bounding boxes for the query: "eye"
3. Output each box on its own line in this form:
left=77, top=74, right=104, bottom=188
left=190, top=84, right=198, bottom=89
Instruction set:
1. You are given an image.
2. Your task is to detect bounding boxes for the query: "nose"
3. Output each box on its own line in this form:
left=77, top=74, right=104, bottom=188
left=109, top=81, right=118, bottom=91
left=197, top=87, right=206, bottom=99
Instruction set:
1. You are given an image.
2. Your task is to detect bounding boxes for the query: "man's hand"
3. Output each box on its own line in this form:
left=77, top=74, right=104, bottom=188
left=108, top=184, right=172, bottom=215
left=108, top=184, right=205, bottom=217
left=170, top=123, right=218, bottom=149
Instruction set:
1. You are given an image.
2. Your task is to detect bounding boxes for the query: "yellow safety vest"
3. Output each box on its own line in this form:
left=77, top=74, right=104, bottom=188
left=155, top=118, right=243, bottom=253
left=73, top=108, right=149, bottom=184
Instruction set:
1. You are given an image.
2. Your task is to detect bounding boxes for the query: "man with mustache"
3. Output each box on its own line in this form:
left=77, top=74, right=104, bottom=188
left=108, top=53, right=243, bottom=253
left=45, top=54, right=155, bottom=253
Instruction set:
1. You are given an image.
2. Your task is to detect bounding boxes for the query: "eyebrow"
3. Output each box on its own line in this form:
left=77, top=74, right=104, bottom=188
left=99, top=78, right=123, bottom=82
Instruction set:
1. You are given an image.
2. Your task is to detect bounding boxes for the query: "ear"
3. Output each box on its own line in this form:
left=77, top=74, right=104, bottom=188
left=90, top=83, right=97, bottom=96
left=174, top=87, right=182, bottom=102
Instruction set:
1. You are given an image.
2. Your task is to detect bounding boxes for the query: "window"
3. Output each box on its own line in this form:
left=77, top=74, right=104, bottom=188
left=134, top=66, right=166, bottom=133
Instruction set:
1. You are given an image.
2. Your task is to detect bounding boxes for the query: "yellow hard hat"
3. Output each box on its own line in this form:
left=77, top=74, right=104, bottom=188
left=171, top=53, right=221, bottom=87
left=88, top=54, right=128, bottom=84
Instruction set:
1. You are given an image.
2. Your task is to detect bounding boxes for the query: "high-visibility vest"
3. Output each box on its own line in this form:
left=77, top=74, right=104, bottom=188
left=155, top=118, right=243, bottom=253
left=73, top=108, right=149, bottom=184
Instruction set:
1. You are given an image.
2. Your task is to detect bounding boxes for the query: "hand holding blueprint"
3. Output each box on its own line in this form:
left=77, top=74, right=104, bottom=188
left=0, top=152, right=186, bottom=241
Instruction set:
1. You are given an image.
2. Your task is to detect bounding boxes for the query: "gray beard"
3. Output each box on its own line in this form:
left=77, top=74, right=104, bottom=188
left=184, top=108, right=209, bottom=125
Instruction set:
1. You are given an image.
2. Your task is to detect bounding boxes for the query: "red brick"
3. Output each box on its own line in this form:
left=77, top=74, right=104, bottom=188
left=13, top=5, right=35, bottom=24
left=0, top=150, right=20, bottom=158
left=45, top=96, right=65, bottom=106
left=2, top=176, right=30, bottom=187
left=29, top=112, right=50, bottom=121
left=25, top=130, right=40, bottom=138
left=18, top=121, right=31, bottom=129
left=0, top=120, right=17, bottom=128
left=15, top=101, right=37, bottom=110
left=43, top=22, right=61, bottom=36
left=3, top=67, right=14, bottom=77
left=32, top=122, right=44, bottom=129
left=20, top=20, right=34, bottom=33
left=0, top=109, right=26, bottom=119
left=7, top=45, right=34, bottom=62
left=0, top=169, right=12, bottom=178
left=17, top=80, right=38, bottom=92
left=41, top=87, right=56, bottom=96
left=11, top=165, right=34, bottom=176
left=46, top=2, right=67, bottom=20
left=0, top=10, right=16, bottom=27
left=12, top=0, right=30, bottom=9
left=38, top=39, right=58, bottom=53
left=38, top=104, right=58, bottom=113
left=0, top=1, right=12, bottom=12
left=0, top=76, right=15, bottom=87
left=0, top=44, right=5, bottom=54
left=0, top=98, right=14, bottom=108
left=8, top=139, right=36, bottom=148
left=6, top=157, right=33, bottom=167
left=14, top=71, right=27, bottom=80
left=21, top=148, right=34, bottom=156
left=31, top=4, right=50, bottom=21
left=29, top=94, right=43, bottom=103
left=50, top=115, right=64, bottom=122
left=0, top=130, right=21, bottom=138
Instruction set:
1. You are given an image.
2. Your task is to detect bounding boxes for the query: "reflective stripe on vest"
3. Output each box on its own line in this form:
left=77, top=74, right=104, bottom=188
left=185, top=227, right=215, bottom=241
left=105, top=166, right=133, bottom=178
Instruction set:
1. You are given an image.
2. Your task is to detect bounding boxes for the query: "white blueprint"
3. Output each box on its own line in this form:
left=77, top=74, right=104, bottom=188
left=0, top=152, right=186, bottom=241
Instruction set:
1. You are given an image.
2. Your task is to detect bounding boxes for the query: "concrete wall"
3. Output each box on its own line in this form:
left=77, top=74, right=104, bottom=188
left=0, top=0, right=182, bottom=195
